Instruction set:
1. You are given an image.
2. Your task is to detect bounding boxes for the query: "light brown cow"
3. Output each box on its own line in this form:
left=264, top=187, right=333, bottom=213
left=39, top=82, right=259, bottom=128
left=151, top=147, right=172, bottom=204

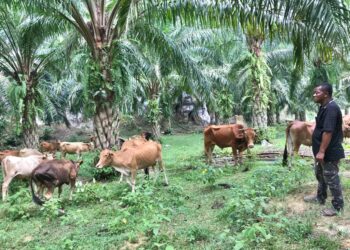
left=0, top=150, right=20, bottom=161
left=343, top=115, right=350, bottom=138
left=283, top=118, right=350, bottom=166
left=204, top=124, right=256, bottom=165
left=95, top=141, right=168, bottom=192
left=1, top=154, right=54, bottom=201
left=282, top=120, right=315, bottom=166
left=60, top=142, right=94, bottom=158
left=40, top=140, right=61, bottom=154
left=30, top=159, right=83, bottom=205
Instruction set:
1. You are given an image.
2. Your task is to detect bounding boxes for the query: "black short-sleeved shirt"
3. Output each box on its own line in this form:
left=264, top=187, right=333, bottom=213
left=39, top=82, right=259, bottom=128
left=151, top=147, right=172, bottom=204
left=312, top=100, right=345, bottom=161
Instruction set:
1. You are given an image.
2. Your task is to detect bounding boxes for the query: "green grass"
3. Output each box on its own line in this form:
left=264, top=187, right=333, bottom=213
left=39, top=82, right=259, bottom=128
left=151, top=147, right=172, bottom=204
left=0, top=127, right=347, bottom=250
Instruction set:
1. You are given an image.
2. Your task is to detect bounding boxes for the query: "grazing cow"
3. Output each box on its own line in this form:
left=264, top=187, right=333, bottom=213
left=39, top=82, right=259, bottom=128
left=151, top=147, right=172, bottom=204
left=0, top=150, right=20, bottom=161
left=19, top=148, right=43, bottom=157
left=282, top=120, right=315, bottom=166
left=95, top=141, right=168, bottom=192
left=204, top=124, right=256, bottom=165
left=30, top=159, right=83, bottom=205
left=40, top=140, right=61, bottom=154
left=1, top=154, right=53, bottom=201
left=59, top=142, right=94, bottom=158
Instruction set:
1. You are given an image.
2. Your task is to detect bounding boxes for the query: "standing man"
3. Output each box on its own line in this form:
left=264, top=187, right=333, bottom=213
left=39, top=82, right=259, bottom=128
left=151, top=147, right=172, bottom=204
left=304, top=83, right=344, bottom=216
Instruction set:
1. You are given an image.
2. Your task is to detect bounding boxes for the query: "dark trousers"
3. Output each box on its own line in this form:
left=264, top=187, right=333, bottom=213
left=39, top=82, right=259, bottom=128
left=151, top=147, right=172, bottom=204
left=315, top=161, right=344, bottom=211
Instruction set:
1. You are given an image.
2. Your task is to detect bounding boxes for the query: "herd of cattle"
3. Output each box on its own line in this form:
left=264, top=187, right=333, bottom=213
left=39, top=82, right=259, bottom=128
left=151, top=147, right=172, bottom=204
left=1, top=116, right=350, bottom=205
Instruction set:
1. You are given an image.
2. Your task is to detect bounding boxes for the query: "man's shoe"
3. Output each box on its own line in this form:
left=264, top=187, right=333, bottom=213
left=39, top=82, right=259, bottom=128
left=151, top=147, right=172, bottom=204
left=322, top=208, right=339, bottom=217
left=303, top=195, right=325, bottom=205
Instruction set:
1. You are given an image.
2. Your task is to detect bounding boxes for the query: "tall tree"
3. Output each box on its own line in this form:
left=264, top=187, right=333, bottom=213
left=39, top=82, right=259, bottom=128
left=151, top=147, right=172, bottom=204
left=0, top=7, right=62, bottom=147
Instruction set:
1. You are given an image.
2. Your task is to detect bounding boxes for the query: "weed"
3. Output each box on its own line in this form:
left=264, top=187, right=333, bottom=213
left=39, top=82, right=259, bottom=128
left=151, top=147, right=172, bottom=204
left=307, top=234, right=341, bottom=249
left=185, top=225, right=210, bottom=243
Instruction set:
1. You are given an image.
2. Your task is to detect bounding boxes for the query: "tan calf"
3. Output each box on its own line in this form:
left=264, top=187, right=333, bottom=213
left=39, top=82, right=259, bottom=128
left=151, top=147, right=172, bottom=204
left=60, top=142, right=94, bottom=158
left=95, top=141, right=168, bottom=192
left=40, top=140, right=61, bottom=154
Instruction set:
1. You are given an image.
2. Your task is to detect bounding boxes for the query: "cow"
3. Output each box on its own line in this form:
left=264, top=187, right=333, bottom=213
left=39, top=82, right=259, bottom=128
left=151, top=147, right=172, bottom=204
left=19, top=148, right=43, bottom=157
left=1, top=154, right=54, bottom=201
left=0, top=150, right=20, bottom=161
left=204, top=124, right=256, bottom=165
left=40, top=140, right=61, bottom=154
left=95, top=141, right=168, bottom=192
left=30, top=159, right=83, bottom=205
left=59, top=142, right=94, bottom=158
left=283, top=117, right=350, bottom=166
left=282, top=120, right=316, bottom=167
left=343, top=115, right=350, bottom=138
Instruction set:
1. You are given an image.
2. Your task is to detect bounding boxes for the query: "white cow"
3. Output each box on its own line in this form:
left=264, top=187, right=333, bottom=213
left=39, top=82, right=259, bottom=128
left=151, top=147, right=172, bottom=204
left=1, top=154, right=53, bottom=201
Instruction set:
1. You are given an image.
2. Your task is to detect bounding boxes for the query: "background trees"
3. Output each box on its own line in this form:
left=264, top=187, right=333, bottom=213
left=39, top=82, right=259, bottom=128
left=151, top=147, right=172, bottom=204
left=1, top=1, right=350, bottom=146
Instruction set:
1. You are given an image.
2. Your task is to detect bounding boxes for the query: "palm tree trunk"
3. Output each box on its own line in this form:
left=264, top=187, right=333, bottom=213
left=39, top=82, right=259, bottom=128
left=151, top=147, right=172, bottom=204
left=152, top=121, right=161, bottom=141
left=22, top=88, right=39, bottom=148
left=93, top=103, right=120, bottom=149
left=247, top=33, right=269, bottom=128
left=252, top=91, right=268, bottom=128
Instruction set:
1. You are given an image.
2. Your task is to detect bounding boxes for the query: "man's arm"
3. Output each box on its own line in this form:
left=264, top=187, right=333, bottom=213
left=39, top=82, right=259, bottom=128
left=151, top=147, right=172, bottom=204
left=316, top=132, right=332, bottom=162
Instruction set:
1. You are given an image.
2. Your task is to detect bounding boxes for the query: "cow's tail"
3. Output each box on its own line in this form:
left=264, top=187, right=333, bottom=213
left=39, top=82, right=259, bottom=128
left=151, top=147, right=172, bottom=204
left=1, top=159, right=5, bottom=178
left=282, top=122, right=293, bottom=166
left=30, top=177, right=44, bottom=206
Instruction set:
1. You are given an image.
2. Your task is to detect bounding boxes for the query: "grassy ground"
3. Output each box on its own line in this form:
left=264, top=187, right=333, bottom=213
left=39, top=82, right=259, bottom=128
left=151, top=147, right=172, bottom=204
left=1, top=127, right=350, bottom=249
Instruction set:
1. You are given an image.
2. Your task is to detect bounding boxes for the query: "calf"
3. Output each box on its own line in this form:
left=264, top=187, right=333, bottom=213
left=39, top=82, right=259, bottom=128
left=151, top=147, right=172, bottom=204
left=95, top=141, right=168, bottom=192
left=59, top=142, right=94, bottom=158
left=40, top=140, right=61, bottom=154
left=204, top=124, right=256, bottom=165
left=1, top=154, right=53, bottom=201
left=30, top=159, right=83, bottom=205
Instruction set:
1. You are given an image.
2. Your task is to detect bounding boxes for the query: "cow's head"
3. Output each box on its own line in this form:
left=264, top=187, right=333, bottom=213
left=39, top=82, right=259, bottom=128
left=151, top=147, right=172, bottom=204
left=95, top=149, right=113, bottom=168
left=239, top=128, right=256, bottom=148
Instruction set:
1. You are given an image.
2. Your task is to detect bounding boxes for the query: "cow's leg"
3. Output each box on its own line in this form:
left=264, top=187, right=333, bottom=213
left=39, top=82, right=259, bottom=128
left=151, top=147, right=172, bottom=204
left=69, top=181, right=76, bottom=200
left=205, top=142, right=215, bottom=163
left=44, top=186, right=54, bottom=200
left=58, top=185, right=63, bottom=198
left=159, top=160, right=169, bottom=186
left=2, top=175, right=14, bottom=201
left=238, top=150, right=244, bottom=164
left=131, top=169, right=137, bottom=192
left=119, top=173, right=124, bottom=182
left=61, top=151, right=66, bottom=159
left=231, top=147, right=238, bottom=165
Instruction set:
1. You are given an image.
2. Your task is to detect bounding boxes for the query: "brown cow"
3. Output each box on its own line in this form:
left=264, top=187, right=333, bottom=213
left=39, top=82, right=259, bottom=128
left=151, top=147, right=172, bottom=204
left=1, top=154, right=54, bottom=201
left=59, top=142, right=94, bottom=158
left=343, top=115, right=350, bottom=138
left=283, top=118, right=350, bottom=166
left=40, top=140, right=61, bottom=154
left=282, top=120, right=315, bottom=166
left=0, top=150, right=20, bottom=161
left=30, top=159, right=83, bottom=205
left=204, top=124, right=256, bottom=165
left=95, top=141, right=168, bottom=192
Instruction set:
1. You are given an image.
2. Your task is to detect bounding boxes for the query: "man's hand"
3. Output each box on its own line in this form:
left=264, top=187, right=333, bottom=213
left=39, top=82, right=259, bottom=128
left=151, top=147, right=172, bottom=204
left=316, top=151, right=325, bottom=163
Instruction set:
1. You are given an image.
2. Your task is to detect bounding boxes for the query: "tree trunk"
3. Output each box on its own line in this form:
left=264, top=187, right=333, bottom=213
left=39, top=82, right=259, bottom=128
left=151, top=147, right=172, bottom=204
left=152, top=121, right=161, bottom=141
left=93, top=103, right=120, bottom=149
left=22, top=87, right=39, bottom=148
left=252, top=94, right=268, bottom=128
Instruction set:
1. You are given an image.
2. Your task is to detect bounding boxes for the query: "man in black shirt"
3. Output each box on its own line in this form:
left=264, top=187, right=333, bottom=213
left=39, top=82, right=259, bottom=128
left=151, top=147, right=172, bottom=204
left=304, top=83, right=344, bottom=216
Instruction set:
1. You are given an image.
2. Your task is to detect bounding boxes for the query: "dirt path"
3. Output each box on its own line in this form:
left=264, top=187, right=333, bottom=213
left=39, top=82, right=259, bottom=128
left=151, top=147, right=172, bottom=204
left=273, top=171, right=350, bottom=250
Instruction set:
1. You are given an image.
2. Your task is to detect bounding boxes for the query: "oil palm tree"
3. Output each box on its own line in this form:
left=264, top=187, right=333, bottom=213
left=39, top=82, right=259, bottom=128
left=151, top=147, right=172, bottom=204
left=0, top=7, right=63, bottom=147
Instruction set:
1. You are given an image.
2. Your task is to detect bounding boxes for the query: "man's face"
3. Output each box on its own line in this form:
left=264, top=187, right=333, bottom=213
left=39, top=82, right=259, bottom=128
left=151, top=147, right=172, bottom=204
left=313, top=87, right=327, bottom=103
